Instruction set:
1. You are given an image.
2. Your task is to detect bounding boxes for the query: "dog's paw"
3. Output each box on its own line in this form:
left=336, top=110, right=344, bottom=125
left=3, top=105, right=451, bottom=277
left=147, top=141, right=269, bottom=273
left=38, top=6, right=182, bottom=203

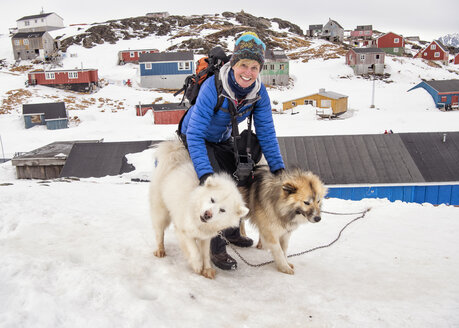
left=278, top=265, right=295, bottom=275
left=153, top=249, right=166, bottom=257
left=201, top=268, right=216, bottom=279
left=288, top=262, right=294, bottom=269
left=256, top=239, right=263, bottom=249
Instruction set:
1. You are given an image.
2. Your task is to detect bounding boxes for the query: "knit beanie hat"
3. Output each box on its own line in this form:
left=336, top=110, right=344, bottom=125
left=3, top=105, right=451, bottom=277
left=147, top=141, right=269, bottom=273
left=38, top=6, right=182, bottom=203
left=230, top=32, right=266, bottom=68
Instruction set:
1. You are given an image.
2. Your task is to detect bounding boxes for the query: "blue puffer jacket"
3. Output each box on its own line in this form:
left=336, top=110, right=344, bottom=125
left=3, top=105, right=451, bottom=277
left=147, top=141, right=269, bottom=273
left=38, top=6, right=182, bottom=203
left=181, top=62, right=285, bottom=179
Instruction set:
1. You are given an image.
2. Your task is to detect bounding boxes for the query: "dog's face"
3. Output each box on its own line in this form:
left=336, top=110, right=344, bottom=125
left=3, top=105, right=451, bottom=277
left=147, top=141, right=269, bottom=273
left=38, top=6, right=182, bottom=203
left=195, top=175, right=249, bottom=228
left=280, top=170, right=327, bottom=225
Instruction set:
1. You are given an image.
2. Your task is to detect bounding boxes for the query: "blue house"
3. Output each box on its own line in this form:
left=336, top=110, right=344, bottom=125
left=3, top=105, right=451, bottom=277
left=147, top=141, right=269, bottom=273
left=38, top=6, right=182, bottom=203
left=23, top=102, right=68, bottom=130
left=139, top=51, right=194, bottom=89
left=408, top=79, right=459, bottom=110
left=277, top=133, right=459, bottom=206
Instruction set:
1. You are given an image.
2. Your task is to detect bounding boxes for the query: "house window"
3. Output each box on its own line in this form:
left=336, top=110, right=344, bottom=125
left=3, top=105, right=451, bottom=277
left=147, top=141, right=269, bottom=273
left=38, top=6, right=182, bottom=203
left=304, top=100, right=313, bottom=105
left=14, top=40, right=20, bottom=46
left=360, top=54, right=365, bottom=60
left=24, top=21, right=30, bottom=26
left=145, top=63, right=152, bottom=69
left=35, top=19, right=38, bottom=23
left=394, top=38, right=399, bottom=43
left=178, top=61, right=190, bottom=70
left=441, top=96, right=447, bottom=102
left=41, top=19, right=44, bottom=22
left=68, top=72, right=78, bottom=79
left=279, top=64, right=285, bottom=70
left=291, top=101, right=296, bottom=107
left=431, top=44, right=436, bottom=50
left=434, top=52, right=440, bottom=58
left=424, top=52, right=428, bottom=56
left=263, top=64, right=267, bottom=70
left=45, top=72, right=55, bottom=80
left=130, top=52, right=135, bottom=58
left=23, top=39, right=29, bottom=45
left=375, top=54, right=380, bottom=59
left=270, top=64, right=275, bottom=70
left=394, top=48, right=399, bottom=53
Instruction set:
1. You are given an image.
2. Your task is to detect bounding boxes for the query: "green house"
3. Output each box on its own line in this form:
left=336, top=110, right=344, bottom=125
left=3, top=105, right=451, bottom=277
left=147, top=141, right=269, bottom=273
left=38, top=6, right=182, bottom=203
left=260, top=49, right=289, bottom=86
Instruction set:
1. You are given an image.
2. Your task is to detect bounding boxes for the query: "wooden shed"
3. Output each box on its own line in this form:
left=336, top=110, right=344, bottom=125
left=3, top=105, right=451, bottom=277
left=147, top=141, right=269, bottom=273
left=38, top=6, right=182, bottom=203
left=23, top=102, right=68, bottom=129
left=11, top=31, right=56, bottom=61
left=152, top=103, right=188, bottom=124
left=282, top=89, right=348, bottom=115
left=346, top=48, right=385, bottom=75
left=118, top=48, right=159, bottom=65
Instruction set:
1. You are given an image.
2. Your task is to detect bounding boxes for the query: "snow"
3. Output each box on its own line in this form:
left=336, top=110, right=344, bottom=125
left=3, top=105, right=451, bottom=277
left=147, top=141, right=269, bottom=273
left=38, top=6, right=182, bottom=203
left=1, top=25, right=459, bottom=328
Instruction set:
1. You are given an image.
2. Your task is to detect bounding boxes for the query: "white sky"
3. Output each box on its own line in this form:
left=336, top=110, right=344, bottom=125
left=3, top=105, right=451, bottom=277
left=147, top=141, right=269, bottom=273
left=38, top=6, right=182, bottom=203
left=1, top=0, right=458, bottom=41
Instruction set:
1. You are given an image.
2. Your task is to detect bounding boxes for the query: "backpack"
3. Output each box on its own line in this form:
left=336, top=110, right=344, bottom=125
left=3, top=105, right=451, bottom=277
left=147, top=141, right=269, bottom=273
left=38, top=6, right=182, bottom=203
left=174, top=46, right=230, bottom=106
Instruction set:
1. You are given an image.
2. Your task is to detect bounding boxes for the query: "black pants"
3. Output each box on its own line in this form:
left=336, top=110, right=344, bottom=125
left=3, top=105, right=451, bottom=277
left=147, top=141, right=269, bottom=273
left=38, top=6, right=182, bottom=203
left=180, top=135, right=242, bottom=254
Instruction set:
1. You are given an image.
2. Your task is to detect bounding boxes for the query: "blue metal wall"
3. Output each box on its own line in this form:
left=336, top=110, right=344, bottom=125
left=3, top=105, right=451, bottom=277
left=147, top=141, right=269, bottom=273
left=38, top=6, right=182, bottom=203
left=46, top=119, right=68, bottom=130
left=327, top=184, right=459, bottom=205
left=140, top=61, right=194, bottom=76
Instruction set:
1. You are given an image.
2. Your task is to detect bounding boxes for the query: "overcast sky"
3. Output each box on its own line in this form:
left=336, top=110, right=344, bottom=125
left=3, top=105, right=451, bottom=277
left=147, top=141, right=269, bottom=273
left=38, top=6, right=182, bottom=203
left=1, top=0, right=458, bottom=41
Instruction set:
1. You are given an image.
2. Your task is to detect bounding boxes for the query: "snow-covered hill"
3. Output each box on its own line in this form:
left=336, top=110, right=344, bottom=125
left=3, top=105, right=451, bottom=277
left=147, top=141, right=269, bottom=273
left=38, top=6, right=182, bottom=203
left=439, top=32, right=459, bottom=48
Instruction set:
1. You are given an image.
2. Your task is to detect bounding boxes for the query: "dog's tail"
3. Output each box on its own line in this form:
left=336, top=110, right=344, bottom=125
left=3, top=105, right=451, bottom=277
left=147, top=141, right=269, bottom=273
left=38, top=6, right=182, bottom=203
left=152, top=138, right=190, bottom=178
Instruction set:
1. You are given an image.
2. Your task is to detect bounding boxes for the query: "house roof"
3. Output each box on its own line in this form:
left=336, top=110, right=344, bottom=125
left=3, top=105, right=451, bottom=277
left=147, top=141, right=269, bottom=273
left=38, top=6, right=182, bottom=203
left=284, top=89, right=348, bottom=103
left=60, top=141, right=157, bottom=178
left=139, top=51, right=194, bottom=63
left=264, top=49, right=288, bottom=61
left=23, top=102, right=67, bottom=120
left=326, top=19, right=343, bottom=29
left=12, top=31, right=47, bottom=38
left=308, top=24, right=323, bottom=29
left=377, top=31, right=403, bottom=40
left=151, top=103, right=189, bottom=111
left=351, top=47, right=385, bottom=54
left=277, top=132, right=459, bottom=185
left=17, top=13, right=53, bottom=21
left=408, top=80, right=459, bottom=93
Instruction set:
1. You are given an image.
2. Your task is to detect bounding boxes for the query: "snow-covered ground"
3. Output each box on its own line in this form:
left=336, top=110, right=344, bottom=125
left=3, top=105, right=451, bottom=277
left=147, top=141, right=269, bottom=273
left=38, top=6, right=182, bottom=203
left=1, top=25, right=459, bottom=327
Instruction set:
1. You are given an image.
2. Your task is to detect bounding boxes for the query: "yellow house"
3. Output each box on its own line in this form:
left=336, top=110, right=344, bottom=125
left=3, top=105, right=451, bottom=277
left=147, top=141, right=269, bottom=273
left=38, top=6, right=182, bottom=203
left=282, top=88, right=348, bottom=115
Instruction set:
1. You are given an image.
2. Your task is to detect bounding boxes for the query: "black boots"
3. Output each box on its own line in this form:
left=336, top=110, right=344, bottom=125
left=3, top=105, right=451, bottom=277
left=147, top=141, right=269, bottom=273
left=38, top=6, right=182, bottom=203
left=210, top=227, right=253, bottom=270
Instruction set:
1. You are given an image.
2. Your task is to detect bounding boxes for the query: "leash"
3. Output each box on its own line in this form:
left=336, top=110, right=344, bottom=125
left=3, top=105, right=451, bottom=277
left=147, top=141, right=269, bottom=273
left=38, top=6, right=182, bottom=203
left=219, top=207, right=371, bottom=268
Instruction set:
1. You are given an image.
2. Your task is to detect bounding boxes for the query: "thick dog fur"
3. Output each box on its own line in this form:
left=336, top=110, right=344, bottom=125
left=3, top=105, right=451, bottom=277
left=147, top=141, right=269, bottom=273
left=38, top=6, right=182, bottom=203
left=149, top=139, right=249, bottom=279
left=241, top=166, right=327, bottom=274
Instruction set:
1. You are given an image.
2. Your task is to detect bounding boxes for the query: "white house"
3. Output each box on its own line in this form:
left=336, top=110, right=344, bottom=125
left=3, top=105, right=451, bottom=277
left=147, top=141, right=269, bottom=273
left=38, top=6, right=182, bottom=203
left=16, top=12, right=64, bottom=32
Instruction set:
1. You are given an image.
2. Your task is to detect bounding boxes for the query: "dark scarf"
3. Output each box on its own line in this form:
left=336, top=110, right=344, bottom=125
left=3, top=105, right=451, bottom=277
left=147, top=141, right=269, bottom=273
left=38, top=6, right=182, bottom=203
left=228, top=69, right=256, bottom=101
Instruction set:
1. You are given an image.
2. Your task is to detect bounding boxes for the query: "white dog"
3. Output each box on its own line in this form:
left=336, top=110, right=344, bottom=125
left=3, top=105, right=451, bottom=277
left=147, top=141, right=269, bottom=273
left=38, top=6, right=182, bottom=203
left=149, top=139, right=248, bottom=279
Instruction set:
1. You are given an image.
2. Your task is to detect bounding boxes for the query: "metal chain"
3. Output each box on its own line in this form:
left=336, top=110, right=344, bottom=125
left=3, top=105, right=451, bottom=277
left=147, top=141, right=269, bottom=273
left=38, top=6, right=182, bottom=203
left=219, top=207, right=371, bottom=268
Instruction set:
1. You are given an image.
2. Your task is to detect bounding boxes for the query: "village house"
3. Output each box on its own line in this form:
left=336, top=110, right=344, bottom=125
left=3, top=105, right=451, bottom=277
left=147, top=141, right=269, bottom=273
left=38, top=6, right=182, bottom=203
left=22, top=102, right=68, bottom=130
left=146, top=12, right=170, bottom=18
left=139, top=51, right=194, bottom=89
left=415, top=40, right=449, bottom=65
left=408, top=79, right=459, bottom=110
left=321, top=19, right=344, bottom=42
left=372, top=32, right=405, bottom=56
left=27, top=69, right=99, bottom=92
left=260, top=49, right=289, bottom=86
left=16, top=12, right=64, bottom=32
left=11, top=31, right=56, bottom=60
left=118, top=48, right=159, bottom=65
left=454, top=53, right=459, bottom=65
left=306, top=24, right=323, bottom=37
left=282, top=88, right=348, bottom=116
left=346, top=48, right=385, bottom=75
left=350, top=25, right=373, bottom=47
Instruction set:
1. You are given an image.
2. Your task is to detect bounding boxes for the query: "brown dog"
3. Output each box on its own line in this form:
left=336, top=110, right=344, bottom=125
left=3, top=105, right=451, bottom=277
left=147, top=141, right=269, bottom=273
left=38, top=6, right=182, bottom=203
left=241, top=166, right=327, bottom=274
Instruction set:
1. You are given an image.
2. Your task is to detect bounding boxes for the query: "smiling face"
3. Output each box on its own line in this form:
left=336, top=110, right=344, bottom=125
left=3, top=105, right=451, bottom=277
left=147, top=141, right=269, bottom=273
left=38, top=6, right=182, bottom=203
left=232, top=59, right=261, bottom=89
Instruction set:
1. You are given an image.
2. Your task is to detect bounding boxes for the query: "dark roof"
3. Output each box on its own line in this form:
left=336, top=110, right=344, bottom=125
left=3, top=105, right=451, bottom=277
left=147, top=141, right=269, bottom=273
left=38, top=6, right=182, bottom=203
left=17, top=13, right=52, bottom=21
left=278, top=132, right=459, bottom=184
left=11, top=141, right=76, bottom=166
left=60, top=141, right=158, bottom=178
left=264, top=49, right=288, bottom=61
left=23, top=102, right=67, bottom=120
left=423, top=80, right=459, bottom=93
left=139, top=51, right=194, bottom=63
left=351, top=47, right=385, bottom=54
left=12, top=31, right=47, bottom=38
left=309, top=24, right=323, bottom=29
left=356, top=25, right=372, bottom=30
left=328, top=19, right=343, bottom=29
left=151, top=103, right=188, bottom=111
left=434, top=40, right=447, bottom=51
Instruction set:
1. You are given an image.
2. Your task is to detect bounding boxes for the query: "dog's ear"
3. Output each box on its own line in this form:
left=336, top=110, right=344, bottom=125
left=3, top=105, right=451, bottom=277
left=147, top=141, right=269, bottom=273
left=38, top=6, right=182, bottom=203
left=238, top=205, right=249, bottom=218
left=282, top=183, right=297, bottom=195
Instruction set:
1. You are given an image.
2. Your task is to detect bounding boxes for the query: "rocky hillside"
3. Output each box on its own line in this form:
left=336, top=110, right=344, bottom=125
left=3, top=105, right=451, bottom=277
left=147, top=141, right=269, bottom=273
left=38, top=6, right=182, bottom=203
left=57, top=11, right=347, bottom=60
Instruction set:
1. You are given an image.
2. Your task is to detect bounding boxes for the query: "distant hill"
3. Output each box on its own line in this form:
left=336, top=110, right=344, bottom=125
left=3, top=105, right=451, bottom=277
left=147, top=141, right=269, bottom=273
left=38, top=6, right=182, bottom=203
left=439, top=33, right=459, bottom=48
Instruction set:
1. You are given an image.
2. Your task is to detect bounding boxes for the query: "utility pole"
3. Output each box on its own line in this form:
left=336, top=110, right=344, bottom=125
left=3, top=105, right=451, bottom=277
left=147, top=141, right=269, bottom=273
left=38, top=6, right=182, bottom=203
left=370, top=72, right=375, bottom=108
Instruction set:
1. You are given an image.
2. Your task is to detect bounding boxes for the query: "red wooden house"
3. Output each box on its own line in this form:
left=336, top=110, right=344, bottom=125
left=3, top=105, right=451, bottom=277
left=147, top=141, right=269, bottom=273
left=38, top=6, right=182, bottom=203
left=454, top=53, right=459, bottom=65
left=28, top=69, right=99, bottom=92
left=415, top=40, right=449, bottom=64
left=118, top=48, right=159, bottom=65
left=371, top=32, right=405, bottom=56
left=135, top=103, right=188, bottom=124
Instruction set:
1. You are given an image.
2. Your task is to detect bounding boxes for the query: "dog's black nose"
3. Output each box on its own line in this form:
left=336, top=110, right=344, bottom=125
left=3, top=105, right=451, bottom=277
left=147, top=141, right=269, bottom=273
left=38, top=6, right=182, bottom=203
left=313, top=216, right=321, bottom=222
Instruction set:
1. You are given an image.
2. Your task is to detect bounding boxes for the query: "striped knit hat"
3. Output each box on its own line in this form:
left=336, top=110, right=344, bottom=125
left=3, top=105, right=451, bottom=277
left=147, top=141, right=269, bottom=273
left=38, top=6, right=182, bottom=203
left=230, top=32, right=266, bottom=68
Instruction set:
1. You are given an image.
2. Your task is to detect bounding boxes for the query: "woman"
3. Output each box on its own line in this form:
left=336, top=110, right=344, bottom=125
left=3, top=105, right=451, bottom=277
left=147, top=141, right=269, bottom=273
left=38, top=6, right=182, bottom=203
left=180, top=32, right=285, bottom=270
